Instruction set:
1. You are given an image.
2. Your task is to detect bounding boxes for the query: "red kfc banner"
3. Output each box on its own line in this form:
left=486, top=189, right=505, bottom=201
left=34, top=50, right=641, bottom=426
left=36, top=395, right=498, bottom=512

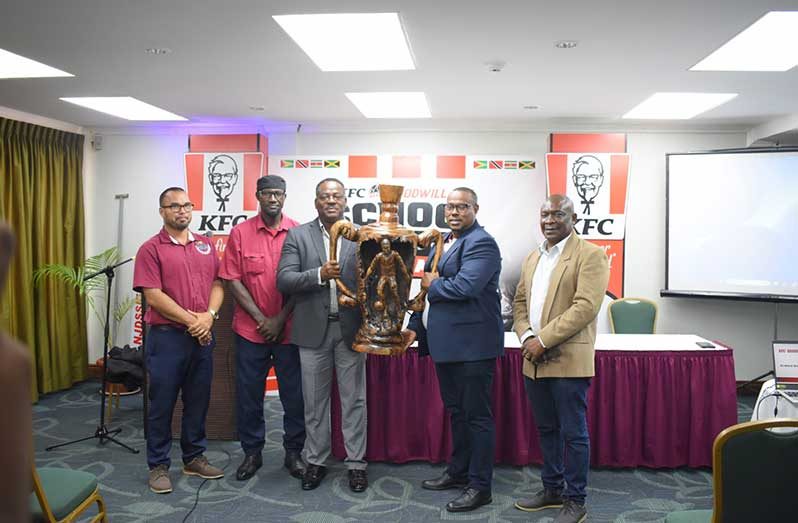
left=184, top=133, right=268, bottom=257
left=547, top=134, right=630, bottom=298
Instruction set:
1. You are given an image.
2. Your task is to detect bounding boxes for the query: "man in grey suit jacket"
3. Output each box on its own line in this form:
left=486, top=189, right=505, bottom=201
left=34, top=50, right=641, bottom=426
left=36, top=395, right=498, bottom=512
left=277, top=178, right=367, bottom=493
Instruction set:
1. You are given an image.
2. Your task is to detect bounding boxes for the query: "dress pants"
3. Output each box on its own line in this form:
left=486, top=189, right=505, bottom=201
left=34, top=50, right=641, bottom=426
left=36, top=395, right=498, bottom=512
left=145, top=326, right=213, bottom=469
left=235, top=334, right=305, bottom=455
left=298, top=320, right=367, bottom=470
left=435, top=358, right=497, bottom=492
left=525, top=376, right=591, bottom=504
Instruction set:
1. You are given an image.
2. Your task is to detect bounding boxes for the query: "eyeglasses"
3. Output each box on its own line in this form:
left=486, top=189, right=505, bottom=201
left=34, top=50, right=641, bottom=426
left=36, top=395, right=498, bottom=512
left=258, top=189, right=285, bottom=200
left=574, top=174, right=602, bottom=184
left=444, top=203, right=472, bottom=212
left=316, top=193, right=345, bottom=202
left=209, top=172, right=237, bottom=182
left=161, top=202, right=194, bottom=212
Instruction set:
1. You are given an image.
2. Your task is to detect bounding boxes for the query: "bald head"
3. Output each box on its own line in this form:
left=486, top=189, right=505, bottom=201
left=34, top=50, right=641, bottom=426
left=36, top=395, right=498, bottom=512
left=544, top=194, right=574, bottom=213
left=540, top=194, right=576, bottom=247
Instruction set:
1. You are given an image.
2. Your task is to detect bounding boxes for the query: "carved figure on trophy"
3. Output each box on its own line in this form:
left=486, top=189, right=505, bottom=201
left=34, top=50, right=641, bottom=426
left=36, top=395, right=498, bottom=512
left=365, top=238, right=412, bottom=332
left=330, top=184, right=443, bottom=355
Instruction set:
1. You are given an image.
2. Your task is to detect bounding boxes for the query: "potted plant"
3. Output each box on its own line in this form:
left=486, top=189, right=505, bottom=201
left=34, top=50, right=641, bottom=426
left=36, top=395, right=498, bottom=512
left=33, top=246, right=135, bottom=348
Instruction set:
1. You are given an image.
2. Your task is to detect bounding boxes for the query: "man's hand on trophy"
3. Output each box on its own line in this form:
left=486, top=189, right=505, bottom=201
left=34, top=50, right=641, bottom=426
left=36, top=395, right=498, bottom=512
left=320, top=260, right=341, bottom=282
left=400, top=329, right=417, bottom=352
left=420, top=271, right=439, bottom=289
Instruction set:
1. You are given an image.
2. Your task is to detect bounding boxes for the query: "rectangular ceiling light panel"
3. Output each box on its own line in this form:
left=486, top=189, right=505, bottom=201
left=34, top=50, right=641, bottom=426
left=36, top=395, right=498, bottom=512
left=60, top=97, right=187, bottom=121
left=622, top=92, right=737, bottom=119
left=0, top=48, right=73, bottom=78
left=345, top=92, right=431, bottom=118
left=691, top=11, right=798, bottom=71
left=273, top=13, right=415, bottom=71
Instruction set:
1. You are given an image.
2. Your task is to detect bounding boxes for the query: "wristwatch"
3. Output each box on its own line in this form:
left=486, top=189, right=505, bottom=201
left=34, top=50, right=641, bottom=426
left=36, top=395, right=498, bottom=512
left=208, top=308, right=219, bottom=320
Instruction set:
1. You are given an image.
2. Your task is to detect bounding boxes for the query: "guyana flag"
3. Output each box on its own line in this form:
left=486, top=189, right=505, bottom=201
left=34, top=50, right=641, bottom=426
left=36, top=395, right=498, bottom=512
left=324, top=160, right=340, bottom=168
left=280, top=160, right=294, bottom=169
left=519, top=160, right=536, bottom=170
left=473, top=160, right=488, bottom=169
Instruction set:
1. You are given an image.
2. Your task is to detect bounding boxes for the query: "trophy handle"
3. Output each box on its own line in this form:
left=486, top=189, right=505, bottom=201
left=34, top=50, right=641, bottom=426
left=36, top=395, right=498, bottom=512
left=407, top=229, right=443, bottom=312
left=329, top=220, right=359, bottom=307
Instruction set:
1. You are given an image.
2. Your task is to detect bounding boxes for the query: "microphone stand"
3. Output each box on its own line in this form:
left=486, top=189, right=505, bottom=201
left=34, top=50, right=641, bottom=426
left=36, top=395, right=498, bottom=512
left=47, top=257, right=139, bottom=453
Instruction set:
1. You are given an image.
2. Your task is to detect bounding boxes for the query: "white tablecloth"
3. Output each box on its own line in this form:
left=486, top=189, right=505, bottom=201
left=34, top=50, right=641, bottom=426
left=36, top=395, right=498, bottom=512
left=503, top=332, right=724, bottom=351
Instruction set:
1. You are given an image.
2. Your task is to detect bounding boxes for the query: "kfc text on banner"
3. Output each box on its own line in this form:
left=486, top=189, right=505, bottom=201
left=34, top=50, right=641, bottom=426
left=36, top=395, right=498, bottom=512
left=545, top=152, right=630, bottom=298
left=184, top=152, right=264, bottom=258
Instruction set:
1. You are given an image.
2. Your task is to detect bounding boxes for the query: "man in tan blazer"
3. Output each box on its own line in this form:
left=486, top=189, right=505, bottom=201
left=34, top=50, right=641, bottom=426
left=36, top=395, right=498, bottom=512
left=512, top=195, right=609, bottom=523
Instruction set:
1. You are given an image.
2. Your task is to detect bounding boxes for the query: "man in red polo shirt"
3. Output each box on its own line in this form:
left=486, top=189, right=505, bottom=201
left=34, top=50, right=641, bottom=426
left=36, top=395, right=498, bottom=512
left=133, top=186, right=225, bottom=494
left=219, top=175, right=306, bottom=482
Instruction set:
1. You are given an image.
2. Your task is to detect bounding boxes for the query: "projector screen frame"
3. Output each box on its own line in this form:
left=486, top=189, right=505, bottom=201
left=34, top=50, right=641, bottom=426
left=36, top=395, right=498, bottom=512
left=663, top=146, right=798, bottom=304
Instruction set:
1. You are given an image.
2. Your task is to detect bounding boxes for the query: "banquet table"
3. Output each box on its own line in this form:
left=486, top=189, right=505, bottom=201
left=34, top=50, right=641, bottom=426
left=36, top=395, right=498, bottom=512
left=331, top=333, right=737, bottom=468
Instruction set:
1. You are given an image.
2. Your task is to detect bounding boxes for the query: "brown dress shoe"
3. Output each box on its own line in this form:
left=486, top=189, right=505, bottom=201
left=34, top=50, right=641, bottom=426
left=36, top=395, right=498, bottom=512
left=183, top=455, right=224, bottom=479
left=149, top=464, right=172, bottom=494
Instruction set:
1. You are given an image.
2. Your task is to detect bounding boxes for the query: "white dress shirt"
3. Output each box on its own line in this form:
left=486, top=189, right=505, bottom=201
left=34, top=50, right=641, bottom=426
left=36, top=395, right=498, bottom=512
left=317, top=219, right=341, bottom=314
left=518, top=234, right=572, bottom=347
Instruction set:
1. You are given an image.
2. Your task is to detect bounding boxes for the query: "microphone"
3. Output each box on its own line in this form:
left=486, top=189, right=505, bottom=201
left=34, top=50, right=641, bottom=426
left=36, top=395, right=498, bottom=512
left=83, top=256, right=135, bottom=281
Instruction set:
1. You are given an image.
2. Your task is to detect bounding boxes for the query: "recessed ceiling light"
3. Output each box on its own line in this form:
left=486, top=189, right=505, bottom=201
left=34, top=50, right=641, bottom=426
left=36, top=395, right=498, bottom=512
left=273, top=13, right=415, bottom=71
left=145, top=47, right=172, bottom=55
left=691, top=11, right=798, bottom=71
left=60, top=96, right=187, bottom=121
left=622, top=92, right=737, bottom=119
left=0, top=48, right=73, bottom=79
left=554, top=40, right=578, bottom=49
left=345, top=92, right=430, bottom=118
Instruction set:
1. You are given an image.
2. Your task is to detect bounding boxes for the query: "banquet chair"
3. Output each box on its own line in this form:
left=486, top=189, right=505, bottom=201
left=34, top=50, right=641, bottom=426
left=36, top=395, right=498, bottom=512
left=608, top=297, right=657, bottom=334
left=665, top=418, right=798, bottom=523
left=30, top=466, right=107, bottom=522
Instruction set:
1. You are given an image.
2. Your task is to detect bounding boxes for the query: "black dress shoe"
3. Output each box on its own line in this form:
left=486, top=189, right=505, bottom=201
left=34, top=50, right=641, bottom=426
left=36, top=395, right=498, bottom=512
left=284, top=451, right=306, bottom=479
left=446, top=487, right=492, bottom=513
left=301, top=464, right=327, bottom=490
left=421, top=471, right=469, bottom=491
left=235, top=454, right=262, bottom=481
left=348, top=469, right=368, bottom=493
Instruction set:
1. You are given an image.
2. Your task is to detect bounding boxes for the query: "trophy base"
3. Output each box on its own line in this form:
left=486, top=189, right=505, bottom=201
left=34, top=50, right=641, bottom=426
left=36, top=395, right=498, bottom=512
left=352, top=330, right=415, bottom=356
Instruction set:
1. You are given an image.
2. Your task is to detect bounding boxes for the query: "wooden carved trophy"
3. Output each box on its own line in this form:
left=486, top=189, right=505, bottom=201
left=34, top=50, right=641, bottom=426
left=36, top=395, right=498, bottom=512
left=329, top=184, right=443, bottom=355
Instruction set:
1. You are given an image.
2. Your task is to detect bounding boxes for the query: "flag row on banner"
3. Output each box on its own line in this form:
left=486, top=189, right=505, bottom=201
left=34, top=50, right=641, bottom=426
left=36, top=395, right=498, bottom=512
left=271, top=155, right=537, bottom=179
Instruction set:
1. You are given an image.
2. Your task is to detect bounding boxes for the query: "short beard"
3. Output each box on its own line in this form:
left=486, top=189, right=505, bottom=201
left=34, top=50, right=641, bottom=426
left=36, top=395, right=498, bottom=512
left=261, top=207, right=281, bottom=219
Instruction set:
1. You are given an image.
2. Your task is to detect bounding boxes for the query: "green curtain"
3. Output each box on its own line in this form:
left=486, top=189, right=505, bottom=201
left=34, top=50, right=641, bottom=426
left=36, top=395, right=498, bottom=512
left=0, top=117, right=87, bottom=401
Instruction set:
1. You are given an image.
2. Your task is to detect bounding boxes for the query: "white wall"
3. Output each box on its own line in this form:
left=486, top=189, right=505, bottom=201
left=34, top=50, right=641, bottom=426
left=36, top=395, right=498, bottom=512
left=84, top=128, right=796, bottom=379
left=624, top=133, right=798, bottom=380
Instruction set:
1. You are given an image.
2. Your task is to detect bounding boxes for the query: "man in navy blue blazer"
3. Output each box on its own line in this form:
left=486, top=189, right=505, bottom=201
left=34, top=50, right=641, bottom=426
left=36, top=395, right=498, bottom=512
left=406, top=187, right=503, bottom=513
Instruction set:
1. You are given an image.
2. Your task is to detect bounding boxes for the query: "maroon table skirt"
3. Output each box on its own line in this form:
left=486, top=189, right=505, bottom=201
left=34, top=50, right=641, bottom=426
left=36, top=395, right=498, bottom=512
left=331, top=348, right=737, bottom=468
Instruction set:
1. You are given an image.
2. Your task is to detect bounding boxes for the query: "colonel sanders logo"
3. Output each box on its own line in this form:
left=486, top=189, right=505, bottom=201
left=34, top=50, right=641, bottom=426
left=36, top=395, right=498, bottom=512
left=571, top=155, right=605, bottom=215
left=207, top=154, right=239, bottom=211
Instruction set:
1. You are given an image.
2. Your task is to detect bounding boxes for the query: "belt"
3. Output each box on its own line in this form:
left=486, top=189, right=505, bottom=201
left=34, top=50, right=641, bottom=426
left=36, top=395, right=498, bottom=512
left=327, top=313, right=340, bottom=321
left=151, top=324, right=188, bottom=333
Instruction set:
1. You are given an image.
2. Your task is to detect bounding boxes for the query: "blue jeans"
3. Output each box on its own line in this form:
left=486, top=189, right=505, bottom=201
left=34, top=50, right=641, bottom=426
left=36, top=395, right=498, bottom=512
left=146, top=326, right=213, bottom=469
left=235, top=334, right=305, bottom=455
left=435, top=359, right=496, bottom=492
left=525, top=376, right=591, bottom=504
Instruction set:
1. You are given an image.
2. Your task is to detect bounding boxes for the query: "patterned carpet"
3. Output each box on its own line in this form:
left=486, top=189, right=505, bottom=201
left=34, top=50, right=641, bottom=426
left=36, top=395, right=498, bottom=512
left=33, top=381, right=755, bottom=522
